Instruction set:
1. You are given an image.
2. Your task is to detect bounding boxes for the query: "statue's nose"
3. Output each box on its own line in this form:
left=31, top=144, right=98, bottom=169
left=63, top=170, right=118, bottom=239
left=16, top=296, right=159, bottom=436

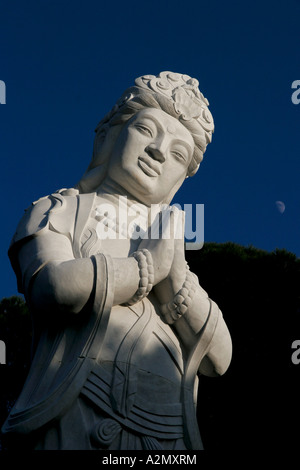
left=145, top=142, right=166, bottom=163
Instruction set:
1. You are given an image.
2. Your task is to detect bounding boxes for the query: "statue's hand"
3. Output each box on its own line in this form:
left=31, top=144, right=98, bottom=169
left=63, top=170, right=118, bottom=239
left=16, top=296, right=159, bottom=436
left=153, top=209, right=187, bottom=303
left=169, top=209, right=187, bottom=291
left=138, top=208, right=175, bottom=285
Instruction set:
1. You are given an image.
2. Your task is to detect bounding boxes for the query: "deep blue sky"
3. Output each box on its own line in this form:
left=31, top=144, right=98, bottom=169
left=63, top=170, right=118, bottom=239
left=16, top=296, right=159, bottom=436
left=0, top=0, right=299, bottom=298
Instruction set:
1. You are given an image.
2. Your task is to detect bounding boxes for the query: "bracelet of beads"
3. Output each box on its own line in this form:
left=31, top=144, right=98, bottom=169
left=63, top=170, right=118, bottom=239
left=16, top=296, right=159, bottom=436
left=124, top=249, right=154, bottom=306
left=160, top=268, right=197, bottom=323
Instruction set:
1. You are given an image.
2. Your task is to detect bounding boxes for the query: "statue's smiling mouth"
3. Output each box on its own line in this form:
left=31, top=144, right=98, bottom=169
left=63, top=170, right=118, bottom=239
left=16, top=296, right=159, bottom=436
left=138, top=156, right=161, bottom=177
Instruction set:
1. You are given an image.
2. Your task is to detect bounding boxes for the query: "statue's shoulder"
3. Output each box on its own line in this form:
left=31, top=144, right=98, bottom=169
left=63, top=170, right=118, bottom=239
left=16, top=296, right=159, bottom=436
left=10, top=188, right=80, bottom=246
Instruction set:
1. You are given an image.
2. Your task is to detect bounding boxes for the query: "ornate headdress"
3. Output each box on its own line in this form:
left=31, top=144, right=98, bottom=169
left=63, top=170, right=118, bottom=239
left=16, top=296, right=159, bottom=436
left=133, top=72, right=213, bottom=130
left=95, top=72, right=214, bottom=177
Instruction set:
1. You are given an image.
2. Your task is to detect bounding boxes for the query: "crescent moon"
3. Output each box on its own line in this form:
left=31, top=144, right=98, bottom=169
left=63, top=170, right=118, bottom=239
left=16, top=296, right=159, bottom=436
left=275, top=201, right=285, bottom=214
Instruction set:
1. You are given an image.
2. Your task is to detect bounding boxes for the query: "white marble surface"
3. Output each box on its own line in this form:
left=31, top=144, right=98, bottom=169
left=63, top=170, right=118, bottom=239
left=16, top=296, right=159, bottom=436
left=2, top=72, right=232, bottom=450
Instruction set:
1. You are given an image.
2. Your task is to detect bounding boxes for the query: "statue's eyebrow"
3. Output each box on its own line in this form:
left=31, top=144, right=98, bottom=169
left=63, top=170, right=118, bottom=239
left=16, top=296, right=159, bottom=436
left=137, top=114, right=193, bottom=154
left=171, top=138, right=193, bottom=156
left=135, top=114, right=162, bottom=131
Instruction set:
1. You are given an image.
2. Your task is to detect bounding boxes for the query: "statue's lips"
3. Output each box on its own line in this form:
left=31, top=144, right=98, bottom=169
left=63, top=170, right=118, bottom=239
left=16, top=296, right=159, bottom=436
left=138, top=156, right=161, bottom=177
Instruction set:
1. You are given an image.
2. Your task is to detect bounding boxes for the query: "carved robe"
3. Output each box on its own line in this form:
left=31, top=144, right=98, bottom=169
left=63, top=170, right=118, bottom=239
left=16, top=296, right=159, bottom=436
left=2, top=190, right=221, bottom=450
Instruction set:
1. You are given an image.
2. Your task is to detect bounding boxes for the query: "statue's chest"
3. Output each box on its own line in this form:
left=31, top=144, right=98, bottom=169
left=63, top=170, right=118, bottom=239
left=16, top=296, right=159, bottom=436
left=78, top=194, right=151, bottom=258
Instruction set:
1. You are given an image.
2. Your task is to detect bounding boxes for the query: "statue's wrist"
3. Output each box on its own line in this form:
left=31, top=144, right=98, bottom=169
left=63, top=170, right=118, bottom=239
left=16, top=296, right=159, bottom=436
left=160, top=265, right=198, bottom=324
left=168, top=256, right=187, bottom=293
left=122, top=249, right=154, bottom=306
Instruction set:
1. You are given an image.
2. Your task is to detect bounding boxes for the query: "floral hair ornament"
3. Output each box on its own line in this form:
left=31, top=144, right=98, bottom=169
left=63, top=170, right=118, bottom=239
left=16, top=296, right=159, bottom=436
left=135, top=72, right=214, bottom=130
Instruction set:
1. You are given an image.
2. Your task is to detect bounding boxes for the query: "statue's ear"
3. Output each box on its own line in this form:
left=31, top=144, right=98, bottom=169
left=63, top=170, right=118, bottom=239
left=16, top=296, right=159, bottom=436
left=89, top=123, right=124, bottom=171
left=76, top=123, right=125, bottom=193
left=90, top=126, right=109, bottom=168
left=95, top=127, right=107, bottom=144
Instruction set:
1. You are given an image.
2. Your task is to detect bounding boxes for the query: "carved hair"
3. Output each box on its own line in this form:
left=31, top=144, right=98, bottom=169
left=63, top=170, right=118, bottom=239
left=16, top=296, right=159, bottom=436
left=77, top=72, right=214, bottom=193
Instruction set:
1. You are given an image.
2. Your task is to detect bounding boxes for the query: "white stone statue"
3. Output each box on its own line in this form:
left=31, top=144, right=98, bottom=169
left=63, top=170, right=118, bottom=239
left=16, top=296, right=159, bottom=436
left=2, top=72, right=232, bottom=450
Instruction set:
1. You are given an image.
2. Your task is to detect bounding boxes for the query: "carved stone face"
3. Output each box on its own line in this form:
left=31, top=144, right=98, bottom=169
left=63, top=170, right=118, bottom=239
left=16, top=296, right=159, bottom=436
left=106, top=108, right=195, bottom=205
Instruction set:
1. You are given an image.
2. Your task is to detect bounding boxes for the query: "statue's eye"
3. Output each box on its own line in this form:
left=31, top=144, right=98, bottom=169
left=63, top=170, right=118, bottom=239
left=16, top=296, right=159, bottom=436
left=135, top=124, right=153, bottom=137
left=172, top=150, right=185, bottom=161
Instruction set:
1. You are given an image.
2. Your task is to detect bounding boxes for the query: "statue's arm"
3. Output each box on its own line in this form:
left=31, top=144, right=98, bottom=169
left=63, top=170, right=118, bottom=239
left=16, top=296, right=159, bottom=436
left=150, top=210, right=232, bottom=377
left=155, top=275, right=232, bottom=377
left=16, top=229, right=141, bottom=315
left=173, top=298, right=232, bottom=377
left=153, top=243, right=231, bottom=378
left=13, top=197, right=179, bottom=316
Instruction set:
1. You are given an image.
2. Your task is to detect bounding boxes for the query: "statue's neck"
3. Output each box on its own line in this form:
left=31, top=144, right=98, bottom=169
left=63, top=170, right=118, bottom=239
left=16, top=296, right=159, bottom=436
left=95, top=178, right=161, bottom=226
left=97, top=178, right=150, bottom=211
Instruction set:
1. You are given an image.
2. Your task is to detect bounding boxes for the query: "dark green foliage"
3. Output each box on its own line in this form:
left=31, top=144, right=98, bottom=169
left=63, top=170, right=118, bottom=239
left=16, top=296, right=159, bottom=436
left=0, top=296, right=32, bottom=449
